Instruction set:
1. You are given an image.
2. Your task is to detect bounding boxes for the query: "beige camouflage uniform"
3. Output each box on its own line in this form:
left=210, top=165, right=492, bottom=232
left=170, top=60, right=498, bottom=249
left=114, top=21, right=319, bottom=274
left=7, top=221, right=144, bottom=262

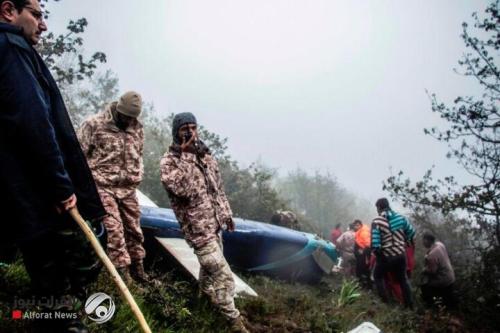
left=78, top=102, right=145, bottom=268
left=160, top=145, right=240, bottom=320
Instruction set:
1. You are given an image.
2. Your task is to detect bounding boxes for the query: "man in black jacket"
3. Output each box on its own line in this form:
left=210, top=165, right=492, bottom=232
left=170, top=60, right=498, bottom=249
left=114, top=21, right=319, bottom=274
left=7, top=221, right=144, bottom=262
left=0, top=0, right=106, bottom=331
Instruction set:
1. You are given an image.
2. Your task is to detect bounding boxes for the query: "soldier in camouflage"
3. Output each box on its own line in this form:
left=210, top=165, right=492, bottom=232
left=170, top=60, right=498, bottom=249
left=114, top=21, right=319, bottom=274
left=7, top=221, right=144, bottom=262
left=78, top=91, right=149, bottom=283
left=160, top=112, right=249, bottom=333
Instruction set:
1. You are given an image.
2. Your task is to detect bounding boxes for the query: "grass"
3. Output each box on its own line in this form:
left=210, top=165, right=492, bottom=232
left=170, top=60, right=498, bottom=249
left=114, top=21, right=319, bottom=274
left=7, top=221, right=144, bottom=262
left=335, top=279, right=361, bottom=308
left=0, top=259, right=483, bottom=333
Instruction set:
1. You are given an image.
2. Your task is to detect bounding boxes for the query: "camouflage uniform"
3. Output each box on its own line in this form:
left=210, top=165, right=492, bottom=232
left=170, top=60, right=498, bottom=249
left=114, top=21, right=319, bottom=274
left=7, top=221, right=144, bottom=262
left=78, top=102, right=145, bottom=268
left=160, top=145, right=232, bottom=248
left=160, top=144, right=240, bottom=320
left=196, top=239, right=239, bottom=319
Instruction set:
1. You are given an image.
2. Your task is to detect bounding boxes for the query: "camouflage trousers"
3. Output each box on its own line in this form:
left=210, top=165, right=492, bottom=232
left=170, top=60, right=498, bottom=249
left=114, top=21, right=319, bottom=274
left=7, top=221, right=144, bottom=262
left=99, top=190, right=145, bottom=268
left=194, top=238, right=240, bottom=320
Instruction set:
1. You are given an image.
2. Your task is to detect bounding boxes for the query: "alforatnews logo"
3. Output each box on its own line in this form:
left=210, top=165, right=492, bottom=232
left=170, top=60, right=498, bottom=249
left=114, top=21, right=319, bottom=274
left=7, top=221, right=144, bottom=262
left=85, top=292, right=115, bottom=324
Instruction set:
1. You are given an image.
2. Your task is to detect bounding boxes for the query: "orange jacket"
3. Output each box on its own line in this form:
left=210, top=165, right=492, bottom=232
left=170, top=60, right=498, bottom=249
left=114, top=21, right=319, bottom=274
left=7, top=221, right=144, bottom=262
left=355, top=224, right=371, bottom=249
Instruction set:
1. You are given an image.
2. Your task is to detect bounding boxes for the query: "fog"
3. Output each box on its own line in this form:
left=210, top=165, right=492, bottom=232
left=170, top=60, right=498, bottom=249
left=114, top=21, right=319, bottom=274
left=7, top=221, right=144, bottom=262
left=47, top=0, right=487, bottom=204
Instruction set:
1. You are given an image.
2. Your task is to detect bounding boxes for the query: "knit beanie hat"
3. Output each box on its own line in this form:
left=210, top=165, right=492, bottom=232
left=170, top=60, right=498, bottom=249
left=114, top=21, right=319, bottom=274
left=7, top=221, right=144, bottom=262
left=116, top=91, right=142, bottom=118
left=172, top=112, right=197, bottom=144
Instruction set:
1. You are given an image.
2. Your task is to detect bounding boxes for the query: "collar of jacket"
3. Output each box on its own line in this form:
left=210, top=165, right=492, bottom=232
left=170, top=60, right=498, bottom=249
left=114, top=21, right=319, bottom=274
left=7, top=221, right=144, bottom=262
left=168, top=144, right=183, bottom=156
left=0, top=22, right=23, bottom=35
left=169, top=144, right=197, bottom=160
left=102, top=101, right=142, bottom=134
left=0, top=22, right=32, bottom=52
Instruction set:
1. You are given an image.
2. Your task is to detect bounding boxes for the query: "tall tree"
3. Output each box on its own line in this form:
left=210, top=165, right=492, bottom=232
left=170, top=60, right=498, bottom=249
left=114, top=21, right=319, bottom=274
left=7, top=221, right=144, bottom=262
left=384, top=1, right=500, bottom=246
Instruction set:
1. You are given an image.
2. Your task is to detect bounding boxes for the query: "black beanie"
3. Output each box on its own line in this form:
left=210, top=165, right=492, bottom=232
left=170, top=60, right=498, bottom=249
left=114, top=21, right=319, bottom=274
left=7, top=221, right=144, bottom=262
left=172, top=112, right=197, bottom=144
left=375, top=198, right=390, bottom=211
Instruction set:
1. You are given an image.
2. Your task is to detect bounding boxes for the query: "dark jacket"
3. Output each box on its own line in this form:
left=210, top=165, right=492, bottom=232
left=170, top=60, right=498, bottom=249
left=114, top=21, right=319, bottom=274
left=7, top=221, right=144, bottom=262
left=0, top=23, right=105, bottom=244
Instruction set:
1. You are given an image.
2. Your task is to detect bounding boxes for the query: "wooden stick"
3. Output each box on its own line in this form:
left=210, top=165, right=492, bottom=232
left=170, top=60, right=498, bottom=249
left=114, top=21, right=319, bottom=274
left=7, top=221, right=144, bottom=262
left=69, top=208, right=152, bottom=333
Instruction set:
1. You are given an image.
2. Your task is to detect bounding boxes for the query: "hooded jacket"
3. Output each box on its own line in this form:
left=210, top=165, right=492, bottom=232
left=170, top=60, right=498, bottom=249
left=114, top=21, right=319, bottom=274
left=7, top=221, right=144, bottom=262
left=0, top=23, right=105, bottom=243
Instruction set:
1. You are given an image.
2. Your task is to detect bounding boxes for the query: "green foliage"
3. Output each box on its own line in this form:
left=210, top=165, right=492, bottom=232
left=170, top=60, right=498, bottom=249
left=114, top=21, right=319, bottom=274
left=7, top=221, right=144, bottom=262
left=335, top=279, right=361, bottom=308
left=0, top=260, right=30, bottom=296
left=38, top=2, right=106, bottom=85
left=84, top=270, right=199, bottom=333
left=0, top=260, right=32, bottom=332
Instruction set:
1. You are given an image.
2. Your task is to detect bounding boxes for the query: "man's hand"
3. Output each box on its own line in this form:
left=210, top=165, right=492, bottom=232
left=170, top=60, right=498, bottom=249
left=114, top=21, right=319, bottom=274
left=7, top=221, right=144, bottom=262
left=56, top=193, right=77, bottom=213
left=226, top=218, right=235, bottom=232
left=180, top=132, right=197, bottom=152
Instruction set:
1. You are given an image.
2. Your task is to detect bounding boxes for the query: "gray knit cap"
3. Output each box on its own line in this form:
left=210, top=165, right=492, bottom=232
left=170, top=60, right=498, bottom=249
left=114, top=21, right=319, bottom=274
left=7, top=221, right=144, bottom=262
left=172, top=112, right=197, bottom=144
left=116, top=91, right=142, bottom=118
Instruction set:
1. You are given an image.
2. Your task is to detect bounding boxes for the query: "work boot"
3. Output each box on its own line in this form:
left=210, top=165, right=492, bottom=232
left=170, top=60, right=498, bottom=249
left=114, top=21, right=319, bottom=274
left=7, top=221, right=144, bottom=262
left=117, top=266, right=132, bottom=284
left=130, top=260, right=150, bottom=283
left=230, top=316, right=250, bottom=333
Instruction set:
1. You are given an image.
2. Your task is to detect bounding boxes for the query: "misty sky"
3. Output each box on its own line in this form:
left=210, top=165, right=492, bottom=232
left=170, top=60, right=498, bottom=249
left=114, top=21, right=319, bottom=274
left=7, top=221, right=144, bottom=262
left=46, top=0, right=487, bottom=204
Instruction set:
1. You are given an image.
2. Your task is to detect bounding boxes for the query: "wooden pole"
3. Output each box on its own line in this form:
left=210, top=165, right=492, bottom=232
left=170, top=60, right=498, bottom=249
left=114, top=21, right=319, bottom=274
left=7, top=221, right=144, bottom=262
left=69, top=208, right=152, bottom=333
